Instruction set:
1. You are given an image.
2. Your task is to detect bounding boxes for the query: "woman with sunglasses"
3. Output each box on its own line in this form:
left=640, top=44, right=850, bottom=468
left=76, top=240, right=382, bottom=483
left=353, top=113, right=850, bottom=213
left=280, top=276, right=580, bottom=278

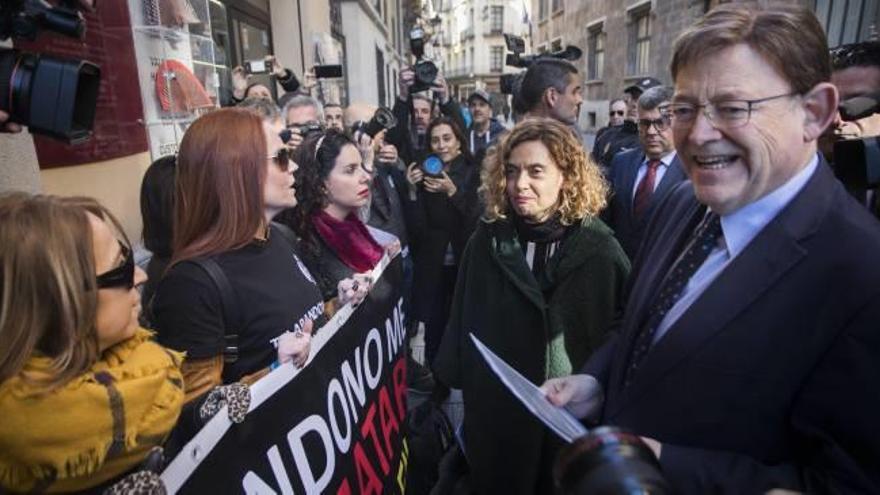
left=277, top=130, right=400, bottom=311
left=152, top=107, right=324, bottom=402
left=0, top=193, right=184, bottom=493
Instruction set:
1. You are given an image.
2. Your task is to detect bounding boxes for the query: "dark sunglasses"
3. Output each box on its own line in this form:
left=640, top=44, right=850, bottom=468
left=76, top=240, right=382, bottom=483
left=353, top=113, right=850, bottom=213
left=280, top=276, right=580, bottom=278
left=96, top=242, right=135, bottom=290
left=609, top=110, right=625, bottom=116
left=270, top=147, right=292, bottom=171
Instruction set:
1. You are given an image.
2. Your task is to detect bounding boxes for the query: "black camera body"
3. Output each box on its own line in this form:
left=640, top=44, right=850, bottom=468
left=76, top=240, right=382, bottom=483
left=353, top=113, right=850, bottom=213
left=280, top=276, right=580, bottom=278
left=290, top=120, right=324, bottom=138
left=0, top=0, right=101, bottom=143
left=555, top=426, right=670, bottom=495
left=503, top=33, right=583, bottom=69
left=356, top=107, right=397, bottom=139
left=832, top=93, right=880, bottom=190
left=409, top=27, right=438, bottom=94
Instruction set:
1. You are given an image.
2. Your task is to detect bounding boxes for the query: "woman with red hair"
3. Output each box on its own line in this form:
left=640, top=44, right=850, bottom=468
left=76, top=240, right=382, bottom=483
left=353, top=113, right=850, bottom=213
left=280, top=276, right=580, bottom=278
left=152, top=107, right=323, bottom=401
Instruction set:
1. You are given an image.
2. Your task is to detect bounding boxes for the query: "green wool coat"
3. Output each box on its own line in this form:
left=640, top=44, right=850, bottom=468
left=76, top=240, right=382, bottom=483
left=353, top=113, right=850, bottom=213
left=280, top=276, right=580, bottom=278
left=434, top=215, right=630, bottom=495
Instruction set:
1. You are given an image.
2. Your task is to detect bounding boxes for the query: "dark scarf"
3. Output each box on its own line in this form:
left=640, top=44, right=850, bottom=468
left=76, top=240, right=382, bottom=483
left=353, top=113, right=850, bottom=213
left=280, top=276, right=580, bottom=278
left=512, top=212, right=568, bottom=244
left=513, top=213, right=572, bottom=277
left=313, top=210, right=383, bottom=272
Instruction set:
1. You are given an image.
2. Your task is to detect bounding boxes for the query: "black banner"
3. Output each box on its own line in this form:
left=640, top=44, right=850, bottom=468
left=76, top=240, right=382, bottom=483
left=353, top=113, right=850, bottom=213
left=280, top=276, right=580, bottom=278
left=162, top=256, right=407, bottom=494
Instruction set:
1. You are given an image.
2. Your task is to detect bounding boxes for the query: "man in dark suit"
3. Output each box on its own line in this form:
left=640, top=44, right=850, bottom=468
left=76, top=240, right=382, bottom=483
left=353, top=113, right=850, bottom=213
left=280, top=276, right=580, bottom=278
left=543, top=4, right=880, bottom=493
left=604, top=85, right=686, bottom=260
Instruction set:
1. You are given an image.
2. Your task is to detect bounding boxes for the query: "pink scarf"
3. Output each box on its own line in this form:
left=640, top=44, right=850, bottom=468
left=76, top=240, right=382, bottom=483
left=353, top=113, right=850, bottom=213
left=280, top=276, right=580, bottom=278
left=312, top=211, right=383, bottom=272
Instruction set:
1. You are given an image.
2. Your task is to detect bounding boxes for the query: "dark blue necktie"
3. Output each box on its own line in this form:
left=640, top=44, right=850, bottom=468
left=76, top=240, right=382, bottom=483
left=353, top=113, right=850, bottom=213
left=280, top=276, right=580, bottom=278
left=624, top=212, right=723, bottom=387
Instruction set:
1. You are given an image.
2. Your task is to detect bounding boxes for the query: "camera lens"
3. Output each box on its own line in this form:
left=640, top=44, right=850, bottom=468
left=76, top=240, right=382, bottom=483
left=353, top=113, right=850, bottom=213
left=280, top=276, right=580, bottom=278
left=422, top=155, right=444, bottom=175
left=0, top=48, right=100, bottom=143
left=555, top=427, right=670, bottom=495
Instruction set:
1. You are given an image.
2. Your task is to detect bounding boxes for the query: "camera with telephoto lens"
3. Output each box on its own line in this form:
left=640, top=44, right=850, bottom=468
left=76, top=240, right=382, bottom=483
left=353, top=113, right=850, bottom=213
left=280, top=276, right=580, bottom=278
left=554, top=426, right=670, bottom=495
left=409, top=27, right=438, bottom=94
left=355, top=106, right=397, bottom=138
left=288, top=120, right=323, bottom=137
left=0, top=0, right=101, bottom=143
left=832, top=92, right=880, bottom=190
left=504, top=33, right=583, bottom=69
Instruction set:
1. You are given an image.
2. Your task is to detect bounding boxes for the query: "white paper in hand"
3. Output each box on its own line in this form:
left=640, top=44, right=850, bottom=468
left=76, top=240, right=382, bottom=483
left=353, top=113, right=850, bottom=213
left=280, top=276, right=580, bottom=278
left=469, top=333, right=588, bottom=443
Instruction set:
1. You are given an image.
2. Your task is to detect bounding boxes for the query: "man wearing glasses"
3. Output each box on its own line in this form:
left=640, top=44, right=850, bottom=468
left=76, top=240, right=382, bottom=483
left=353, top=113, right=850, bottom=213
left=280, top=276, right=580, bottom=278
left=544, top=3, right=880, bottom=493
left=603, top=86, right=686, bottom=260
left=592, top=77, right=662, bottom=170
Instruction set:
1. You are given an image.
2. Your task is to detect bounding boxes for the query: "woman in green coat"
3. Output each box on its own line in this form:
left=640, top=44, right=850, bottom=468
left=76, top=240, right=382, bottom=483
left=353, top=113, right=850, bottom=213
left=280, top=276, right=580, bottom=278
left=434, top=118, right=631, bottom=494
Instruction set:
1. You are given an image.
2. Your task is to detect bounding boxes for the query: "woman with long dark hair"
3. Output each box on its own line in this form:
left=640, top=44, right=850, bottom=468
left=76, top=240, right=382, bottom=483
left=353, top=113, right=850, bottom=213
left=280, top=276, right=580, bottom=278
left=276, top=130, right=399, bottom=309
left=152, top=107, right=323, bottom=401
left=0, top=194, right=184, bottom=492
left=434, top=118, right=630, bottom=494
left=404, top=115, right=481, bottom=366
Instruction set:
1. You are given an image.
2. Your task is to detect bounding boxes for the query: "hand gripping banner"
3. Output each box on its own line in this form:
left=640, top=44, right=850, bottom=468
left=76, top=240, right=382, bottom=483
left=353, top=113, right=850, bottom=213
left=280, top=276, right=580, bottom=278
left=161, top=254, right=408, bottom=494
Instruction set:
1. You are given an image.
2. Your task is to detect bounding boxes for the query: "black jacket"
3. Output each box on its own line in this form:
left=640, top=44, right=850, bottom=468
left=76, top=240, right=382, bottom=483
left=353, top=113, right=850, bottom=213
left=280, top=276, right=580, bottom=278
left=592, top=120, right=640, bottom=171
left=404, top=154, right=480, bottom=320
left=435, top=217, right=630, bottom=494
left=584, top=161, right=880, bottom=493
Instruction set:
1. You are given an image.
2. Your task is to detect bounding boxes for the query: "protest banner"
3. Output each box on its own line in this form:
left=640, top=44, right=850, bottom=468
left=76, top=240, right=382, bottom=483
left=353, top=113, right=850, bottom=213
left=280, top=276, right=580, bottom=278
left=161, top=254, right=407, bottom=494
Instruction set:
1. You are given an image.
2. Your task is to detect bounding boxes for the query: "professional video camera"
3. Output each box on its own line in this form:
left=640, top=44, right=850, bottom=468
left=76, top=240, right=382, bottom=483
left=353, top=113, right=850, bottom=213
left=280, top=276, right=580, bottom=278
left=832, top=92, right=880, bottom=190
left=353, top=106, right=397, bottom=139
left=554, top=426, right=670, bottom=495
left=409, top=27, right=438, bottom=94
left=503, top=33, right=583, bottom=70
left=0, top=0, right=101, bottom=143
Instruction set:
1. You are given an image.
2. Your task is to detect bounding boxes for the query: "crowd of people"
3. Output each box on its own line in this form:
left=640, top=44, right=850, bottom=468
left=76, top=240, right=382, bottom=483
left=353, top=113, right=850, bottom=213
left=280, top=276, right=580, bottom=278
left=1, top=2, right=880, bottom=494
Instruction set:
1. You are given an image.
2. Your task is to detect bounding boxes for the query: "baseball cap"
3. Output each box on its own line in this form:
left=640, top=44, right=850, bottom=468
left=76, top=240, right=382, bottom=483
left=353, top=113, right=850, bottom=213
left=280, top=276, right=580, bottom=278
left=624, top=77, right=662, bottom=96
left=467, top=89, right=491, bottom=104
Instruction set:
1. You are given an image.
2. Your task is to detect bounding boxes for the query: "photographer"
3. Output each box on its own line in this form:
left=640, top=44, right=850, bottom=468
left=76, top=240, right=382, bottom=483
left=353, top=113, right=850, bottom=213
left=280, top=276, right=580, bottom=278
left=386, top=66, right=467, bottom=165
left=283, top=94, right=325, bottom=151
left=404, top=116, right=480, bottom=367
left=822, top=41, right=880, bottom=214
left=229, top=55, right=302, bottom=106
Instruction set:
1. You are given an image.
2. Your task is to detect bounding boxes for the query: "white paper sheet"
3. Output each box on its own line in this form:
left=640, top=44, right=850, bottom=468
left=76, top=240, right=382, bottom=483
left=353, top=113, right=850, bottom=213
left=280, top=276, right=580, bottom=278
left=469, top=333, right=589, bottom=443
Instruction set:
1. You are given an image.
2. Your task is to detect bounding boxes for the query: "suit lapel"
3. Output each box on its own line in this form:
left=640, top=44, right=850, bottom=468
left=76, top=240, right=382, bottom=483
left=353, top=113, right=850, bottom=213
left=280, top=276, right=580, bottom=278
left=609, top=162, right=833, bottom=416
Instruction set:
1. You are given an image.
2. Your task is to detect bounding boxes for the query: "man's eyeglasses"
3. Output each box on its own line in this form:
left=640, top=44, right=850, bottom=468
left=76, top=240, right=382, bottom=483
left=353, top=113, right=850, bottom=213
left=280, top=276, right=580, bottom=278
left=96, top=242, right=135, bottom=290
left=609, top=110, right=625, bottom=117
left=637, top=116, right=671, bottom=133
left=666, top=92, right=798, bottom=130
left=269, top=147, right=292, bottom=171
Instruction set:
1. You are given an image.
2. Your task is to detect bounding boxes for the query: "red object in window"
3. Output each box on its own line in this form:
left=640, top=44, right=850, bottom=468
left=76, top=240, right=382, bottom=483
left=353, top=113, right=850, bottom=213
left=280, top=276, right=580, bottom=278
left=155, top=59, right=213, bottom=113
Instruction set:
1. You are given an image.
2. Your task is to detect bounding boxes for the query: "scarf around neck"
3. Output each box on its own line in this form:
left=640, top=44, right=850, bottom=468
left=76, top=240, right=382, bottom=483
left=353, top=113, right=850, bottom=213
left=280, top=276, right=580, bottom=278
left=313, top=210, right=384, bottom=272
left=0, top=329, right=184, bottom=493
left=512, top=212, right=569, bottom=244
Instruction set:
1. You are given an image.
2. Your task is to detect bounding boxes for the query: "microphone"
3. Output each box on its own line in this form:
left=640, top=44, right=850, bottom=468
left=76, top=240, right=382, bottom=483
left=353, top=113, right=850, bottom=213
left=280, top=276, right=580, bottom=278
left=839, top=92, right=880, bottom=121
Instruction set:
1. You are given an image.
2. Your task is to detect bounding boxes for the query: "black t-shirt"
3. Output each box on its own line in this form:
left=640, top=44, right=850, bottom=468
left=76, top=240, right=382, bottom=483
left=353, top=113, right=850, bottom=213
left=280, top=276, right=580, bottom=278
left=152, top=225, right=324, bottom=382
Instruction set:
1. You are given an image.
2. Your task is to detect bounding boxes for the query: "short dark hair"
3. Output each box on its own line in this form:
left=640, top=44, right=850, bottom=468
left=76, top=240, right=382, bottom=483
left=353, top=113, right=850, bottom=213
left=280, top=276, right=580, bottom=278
left=324, top=103, right=343, bottom=110
left=638, top=86, right=674, bottom=111
left=831, top=41, right=880, bottom=72
left=519, top=59, right=579, bottom=113
left=671, top=2, right=830, bottom=96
